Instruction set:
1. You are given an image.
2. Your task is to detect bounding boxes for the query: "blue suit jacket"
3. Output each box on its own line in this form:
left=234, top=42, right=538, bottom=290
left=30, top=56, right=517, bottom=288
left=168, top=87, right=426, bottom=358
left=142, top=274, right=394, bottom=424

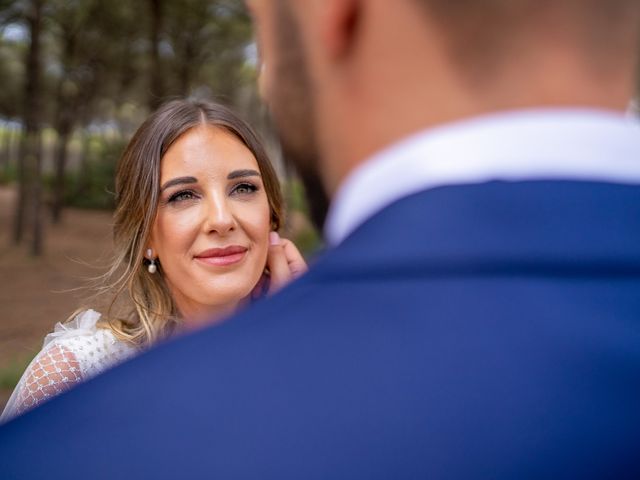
left=1, top=180, right=639, bottom=479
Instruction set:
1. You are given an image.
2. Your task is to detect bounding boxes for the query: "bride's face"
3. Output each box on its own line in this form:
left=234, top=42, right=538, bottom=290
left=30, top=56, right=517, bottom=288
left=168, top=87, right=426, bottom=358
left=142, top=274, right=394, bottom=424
left=149, top=125, right=272, bottom=322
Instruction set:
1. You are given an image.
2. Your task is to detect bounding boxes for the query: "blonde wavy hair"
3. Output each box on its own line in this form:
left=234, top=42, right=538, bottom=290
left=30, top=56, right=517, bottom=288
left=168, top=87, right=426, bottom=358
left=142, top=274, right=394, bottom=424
left=85, top=100, right=283, bottom=347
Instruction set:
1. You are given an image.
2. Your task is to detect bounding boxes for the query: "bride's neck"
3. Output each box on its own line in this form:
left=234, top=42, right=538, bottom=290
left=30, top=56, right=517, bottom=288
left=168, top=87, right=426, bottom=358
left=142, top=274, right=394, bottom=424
left=178, top=300, right=241, bottom=331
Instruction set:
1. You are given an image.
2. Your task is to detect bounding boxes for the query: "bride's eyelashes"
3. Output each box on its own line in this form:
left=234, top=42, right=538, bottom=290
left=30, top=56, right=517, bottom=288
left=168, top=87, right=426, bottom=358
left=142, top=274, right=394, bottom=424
left=167, top=189, right=198, bottom=204
left=161, top=182, right=261, bottom=207
left=230, top=182, right=259, bottom=196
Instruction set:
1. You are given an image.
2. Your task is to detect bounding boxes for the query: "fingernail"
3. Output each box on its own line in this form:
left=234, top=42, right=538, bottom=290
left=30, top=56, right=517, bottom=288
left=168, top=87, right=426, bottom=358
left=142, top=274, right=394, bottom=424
left=269, top=231, right=280, bottom=246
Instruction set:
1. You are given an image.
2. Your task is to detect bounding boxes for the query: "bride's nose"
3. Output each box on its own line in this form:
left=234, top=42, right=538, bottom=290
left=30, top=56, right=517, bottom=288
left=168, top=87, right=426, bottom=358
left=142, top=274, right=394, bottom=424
left=202, top=191, right=235, bottom=235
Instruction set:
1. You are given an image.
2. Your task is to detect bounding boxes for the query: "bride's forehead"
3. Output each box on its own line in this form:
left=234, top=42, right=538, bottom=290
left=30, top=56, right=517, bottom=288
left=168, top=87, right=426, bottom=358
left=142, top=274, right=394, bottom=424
left=168, top=125, right=251, bottom=156
left=161, top=127, right=259, bottom=175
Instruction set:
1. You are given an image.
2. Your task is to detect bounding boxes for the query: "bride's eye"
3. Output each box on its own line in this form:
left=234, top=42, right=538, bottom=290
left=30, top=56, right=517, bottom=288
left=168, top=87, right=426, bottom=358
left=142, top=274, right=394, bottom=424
left=168, top=190, right=197, bottom=203
left=232, top=183, right=258, bottom=195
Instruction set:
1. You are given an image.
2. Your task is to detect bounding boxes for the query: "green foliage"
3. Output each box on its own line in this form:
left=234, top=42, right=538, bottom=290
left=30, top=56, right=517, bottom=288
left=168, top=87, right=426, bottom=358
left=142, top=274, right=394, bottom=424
left=0, top=353, right=34, bottom=390
left=66, top=164, right=115, bottom=210
left=0, top=0, right=258, bottom=125
left=62, top=137, right=124, bottom=210
left=292, top=225, right=322, bottom=259
left=34, top=134, right=125, bottom=210
left=0, top=162, right=16, bottom=184
left=0, top=37, right=23, bottom=119
left=286, top=178, right=311, bottom=214
left=284, top=178, right=324, bottom=256
left=165, top=0, right=253, bottom=95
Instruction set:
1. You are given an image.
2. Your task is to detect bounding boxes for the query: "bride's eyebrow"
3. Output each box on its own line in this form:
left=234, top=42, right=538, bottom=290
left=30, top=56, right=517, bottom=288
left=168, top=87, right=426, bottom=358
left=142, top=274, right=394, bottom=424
left=227, top=169, right=261, bottom=180
left=161, top=176, right=197, bottom=191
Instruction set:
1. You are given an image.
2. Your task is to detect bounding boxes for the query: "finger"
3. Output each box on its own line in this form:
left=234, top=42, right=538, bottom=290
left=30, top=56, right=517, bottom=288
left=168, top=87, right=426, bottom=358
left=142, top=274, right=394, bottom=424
left=267, top=232, right=290, bottom=293
left=280, top=238, right=307, bottom=277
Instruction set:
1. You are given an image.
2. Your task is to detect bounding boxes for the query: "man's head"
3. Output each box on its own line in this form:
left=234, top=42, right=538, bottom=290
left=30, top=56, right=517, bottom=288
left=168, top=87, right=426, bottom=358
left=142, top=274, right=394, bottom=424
left=250, top=0, right=640, bottom=206
left=251, top=0, right=329, bottom=228
left=414, top=1, right=640, bottom=78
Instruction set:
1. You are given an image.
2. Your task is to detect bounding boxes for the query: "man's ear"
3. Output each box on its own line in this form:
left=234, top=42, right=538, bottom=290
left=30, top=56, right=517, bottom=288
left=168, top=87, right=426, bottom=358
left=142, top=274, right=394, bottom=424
left=321, top=0, right=361, bottom=60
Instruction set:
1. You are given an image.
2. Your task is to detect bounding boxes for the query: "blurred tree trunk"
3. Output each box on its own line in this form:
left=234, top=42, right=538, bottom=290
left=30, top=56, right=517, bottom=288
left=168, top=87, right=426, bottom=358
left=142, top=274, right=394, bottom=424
left=51, top=124, right=72, bottom=223
left=13, top=0, right=45, bottom=256
left=148, top=0, right=165, bottom=110
left=75, top=129, right=92, bottom=197
left=178, top=41, right=195, bottom=96
left=51, top=26, right=78, bottom=224
left=29, top=131, right=43, bottom=255
left=0, top=126, right=7, bottom=172
left=6, top=125, right=21, bottom=169
left=27, top=0, right=44, bottom=255
left=13, top=138, right=27, bottom=245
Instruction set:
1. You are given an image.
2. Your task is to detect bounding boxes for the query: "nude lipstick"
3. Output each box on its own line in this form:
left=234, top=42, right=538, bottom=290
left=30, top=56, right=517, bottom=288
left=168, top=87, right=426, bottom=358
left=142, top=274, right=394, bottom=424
left=195, top=246, right=247, bottom=267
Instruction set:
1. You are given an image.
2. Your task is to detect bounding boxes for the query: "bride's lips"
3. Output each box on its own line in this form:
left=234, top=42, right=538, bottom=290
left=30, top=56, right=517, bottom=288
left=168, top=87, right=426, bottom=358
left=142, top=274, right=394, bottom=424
left=194, top=245, right=248, bottom=267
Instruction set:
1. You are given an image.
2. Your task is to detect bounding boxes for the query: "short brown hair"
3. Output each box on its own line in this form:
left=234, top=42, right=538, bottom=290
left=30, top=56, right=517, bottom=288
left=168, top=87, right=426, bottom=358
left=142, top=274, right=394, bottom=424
left=415, top=0, right=640, bottom=79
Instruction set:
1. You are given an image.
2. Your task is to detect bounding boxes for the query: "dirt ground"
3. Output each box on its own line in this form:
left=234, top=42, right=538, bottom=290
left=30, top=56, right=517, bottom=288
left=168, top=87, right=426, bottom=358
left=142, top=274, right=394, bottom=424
left=0, top=185, right=114, bottom=410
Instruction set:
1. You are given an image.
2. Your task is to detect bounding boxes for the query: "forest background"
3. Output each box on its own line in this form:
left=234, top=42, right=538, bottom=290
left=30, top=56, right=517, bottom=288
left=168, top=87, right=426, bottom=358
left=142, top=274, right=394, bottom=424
left=0, top=0, right=320, bottom=411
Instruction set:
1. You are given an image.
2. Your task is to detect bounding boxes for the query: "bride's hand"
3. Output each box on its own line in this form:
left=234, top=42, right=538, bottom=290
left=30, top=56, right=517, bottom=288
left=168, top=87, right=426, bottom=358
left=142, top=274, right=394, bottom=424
left=265, top=231, right=308, bottom=295
left=249, top=232, right=308, bottom=301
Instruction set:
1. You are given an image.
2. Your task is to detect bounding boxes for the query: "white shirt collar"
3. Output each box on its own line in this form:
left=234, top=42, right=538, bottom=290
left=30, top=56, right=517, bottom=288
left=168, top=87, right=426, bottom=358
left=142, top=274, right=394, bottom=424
left=324, top=108, right=640, bottom=246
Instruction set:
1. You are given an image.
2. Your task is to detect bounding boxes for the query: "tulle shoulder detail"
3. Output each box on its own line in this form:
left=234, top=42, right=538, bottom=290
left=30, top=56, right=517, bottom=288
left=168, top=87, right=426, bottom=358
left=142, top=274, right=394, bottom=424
left=42, top=309, right=102, bottom=349
left=1, top=309, right=137, bottom=422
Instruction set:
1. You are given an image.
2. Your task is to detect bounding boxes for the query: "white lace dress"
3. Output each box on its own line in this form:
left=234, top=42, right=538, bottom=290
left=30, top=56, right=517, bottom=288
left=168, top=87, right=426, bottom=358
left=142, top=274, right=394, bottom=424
left=1, top=310, right=138, bottom=422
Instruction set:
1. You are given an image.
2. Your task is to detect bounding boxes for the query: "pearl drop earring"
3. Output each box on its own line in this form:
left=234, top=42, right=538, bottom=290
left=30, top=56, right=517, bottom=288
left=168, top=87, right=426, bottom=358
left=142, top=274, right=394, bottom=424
left=147, top=248, right=157, bottom=274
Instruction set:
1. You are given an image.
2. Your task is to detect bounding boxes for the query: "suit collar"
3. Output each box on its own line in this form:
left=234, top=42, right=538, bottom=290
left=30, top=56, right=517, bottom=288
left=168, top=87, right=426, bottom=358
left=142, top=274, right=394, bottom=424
left=315, top=181, right=640, bottom=280
left=326, top=109, right=640, bottom=246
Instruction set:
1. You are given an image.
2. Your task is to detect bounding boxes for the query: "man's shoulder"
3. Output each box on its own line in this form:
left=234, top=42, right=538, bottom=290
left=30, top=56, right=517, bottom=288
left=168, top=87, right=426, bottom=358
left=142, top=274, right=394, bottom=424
left=2, top=179, right=639, bottom=478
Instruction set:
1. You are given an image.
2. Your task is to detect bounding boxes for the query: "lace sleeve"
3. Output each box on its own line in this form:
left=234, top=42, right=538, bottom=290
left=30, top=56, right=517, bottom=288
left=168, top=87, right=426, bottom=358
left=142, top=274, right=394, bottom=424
left=1, top=343, right=83, bottom=422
